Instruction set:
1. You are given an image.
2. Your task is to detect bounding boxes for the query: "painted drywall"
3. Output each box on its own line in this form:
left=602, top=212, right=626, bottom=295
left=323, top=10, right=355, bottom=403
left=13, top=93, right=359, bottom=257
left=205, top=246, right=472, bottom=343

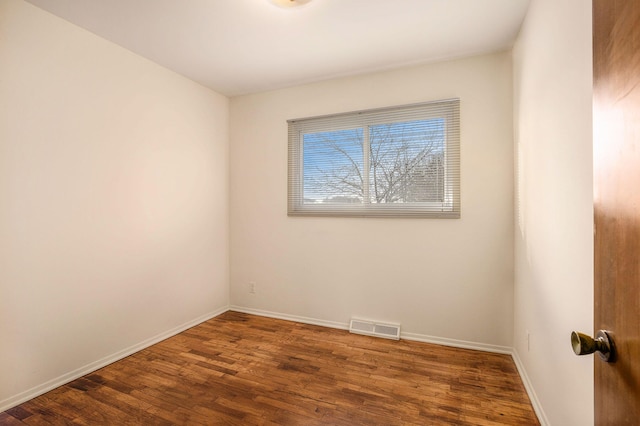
left=0, top=0, right=229, bottom=407
left=512, top=0, right=593, bottom=424
left=230, top=52, right=515, bottom=348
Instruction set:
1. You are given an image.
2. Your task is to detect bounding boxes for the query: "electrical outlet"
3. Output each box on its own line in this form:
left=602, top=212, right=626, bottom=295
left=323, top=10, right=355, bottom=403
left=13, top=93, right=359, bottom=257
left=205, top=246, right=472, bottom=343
left=249, top=281, right=256, bottom=294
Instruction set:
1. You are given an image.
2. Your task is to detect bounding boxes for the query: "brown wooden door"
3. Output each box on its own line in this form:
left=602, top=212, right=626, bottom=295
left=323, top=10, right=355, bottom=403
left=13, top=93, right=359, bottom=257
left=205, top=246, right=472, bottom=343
left=592, top=0, right=640, bottom=424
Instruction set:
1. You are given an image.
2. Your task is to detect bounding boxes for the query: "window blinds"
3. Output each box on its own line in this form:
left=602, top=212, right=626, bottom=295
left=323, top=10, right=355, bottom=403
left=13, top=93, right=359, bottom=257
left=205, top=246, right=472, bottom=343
left=288, top=99, right=460, bottom=218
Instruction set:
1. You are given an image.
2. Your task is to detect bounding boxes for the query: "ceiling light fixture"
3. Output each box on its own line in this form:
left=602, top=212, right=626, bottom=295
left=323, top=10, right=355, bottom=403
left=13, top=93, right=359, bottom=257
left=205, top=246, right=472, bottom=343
left=269, top=0, right=312, bottom=8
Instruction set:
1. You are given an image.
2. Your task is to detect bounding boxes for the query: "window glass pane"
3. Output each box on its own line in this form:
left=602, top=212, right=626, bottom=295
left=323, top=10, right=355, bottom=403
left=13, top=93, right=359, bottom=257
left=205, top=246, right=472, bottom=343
left=302, top=128, right=364, bottom=204
left=369, top=119, right=445, bottom=203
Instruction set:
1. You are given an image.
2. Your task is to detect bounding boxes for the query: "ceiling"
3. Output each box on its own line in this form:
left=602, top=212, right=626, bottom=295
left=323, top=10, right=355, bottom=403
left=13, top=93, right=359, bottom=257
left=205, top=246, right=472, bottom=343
left=24, top=0, right=531, bottom=97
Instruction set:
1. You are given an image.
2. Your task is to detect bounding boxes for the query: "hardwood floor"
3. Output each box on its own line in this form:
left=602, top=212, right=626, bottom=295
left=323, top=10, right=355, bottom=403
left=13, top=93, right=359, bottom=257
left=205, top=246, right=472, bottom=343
left=1, top=312, right=539, bottom=425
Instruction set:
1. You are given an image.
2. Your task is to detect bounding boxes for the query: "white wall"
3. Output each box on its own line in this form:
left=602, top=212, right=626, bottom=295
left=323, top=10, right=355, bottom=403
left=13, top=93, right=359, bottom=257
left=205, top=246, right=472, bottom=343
left=0, top=0, right=229, bottom=408
left=230, top=52, right=515, bottom=348
left=512, top=0, right=593, bottom=424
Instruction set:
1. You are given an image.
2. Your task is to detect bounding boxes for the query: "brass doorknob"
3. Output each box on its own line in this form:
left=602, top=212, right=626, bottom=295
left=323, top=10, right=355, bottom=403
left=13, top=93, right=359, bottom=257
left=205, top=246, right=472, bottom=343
left=570, top=330, right=613, bottom=362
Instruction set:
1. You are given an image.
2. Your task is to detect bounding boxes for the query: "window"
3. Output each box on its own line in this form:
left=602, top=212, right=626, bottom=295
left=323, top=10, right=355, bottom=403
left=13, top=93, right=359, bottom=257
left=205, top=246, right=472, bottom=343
left=288, top=99, right=460, bottom=218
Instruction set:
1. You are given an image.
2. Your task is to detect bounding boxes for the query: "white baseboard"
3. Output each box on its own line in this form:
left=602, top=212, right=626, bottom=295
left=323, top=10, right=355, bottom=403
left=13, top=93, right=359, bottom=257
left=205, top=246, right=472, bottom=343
left=511, top=349, right=550, bottom=426
left=0, top=305, right=229, bottom=413
left=230, top=305, right=511, bottom=354
left=229, top=305, right=350, bottom=330
left=401, top=332, right=512, bottom=354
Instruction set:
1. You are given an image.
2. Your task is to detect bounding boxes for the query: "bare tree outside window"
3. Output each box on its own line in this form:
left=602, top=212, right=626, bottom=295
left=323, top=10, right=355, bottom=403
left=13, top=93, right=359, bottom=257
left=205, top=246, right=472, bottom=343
left=303, top=119, right=445, bottom=205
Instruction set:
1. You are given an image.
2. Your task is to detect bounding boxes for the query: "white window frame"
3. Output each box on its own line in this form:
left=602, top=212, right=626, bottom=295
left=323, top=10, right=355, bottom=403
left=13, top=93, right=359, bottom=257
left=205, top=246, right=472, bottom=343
left=288, top=99, right=460, bottom=218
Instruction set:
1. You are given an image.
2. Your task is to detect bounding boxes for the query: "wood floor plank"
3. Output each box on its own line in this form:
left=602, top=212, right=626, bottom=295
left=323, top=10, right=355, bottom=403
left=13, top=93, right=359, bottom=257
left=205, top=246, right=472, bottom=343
left=1, top=312, right=540, bottom=425
left=0, top=414, right=22, bottom=426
